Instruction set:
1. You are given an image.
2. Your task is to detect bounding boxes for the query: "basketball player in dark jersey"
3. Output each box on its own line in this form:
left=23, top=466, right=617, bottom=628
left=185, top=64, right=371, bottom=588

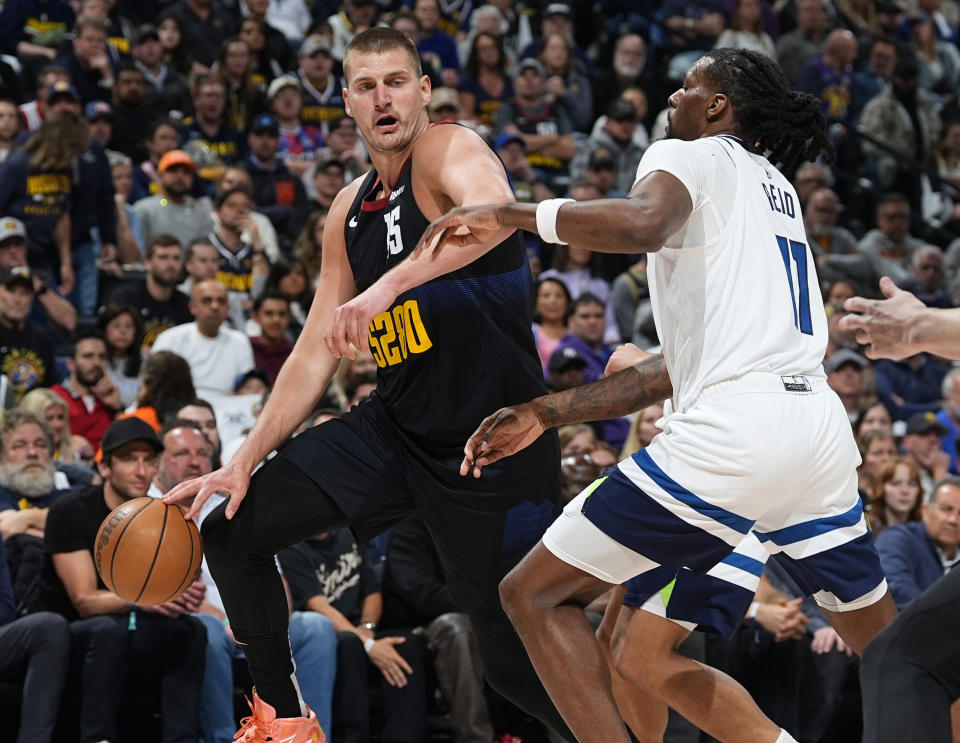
left=166, top=27, right=571, bottom=742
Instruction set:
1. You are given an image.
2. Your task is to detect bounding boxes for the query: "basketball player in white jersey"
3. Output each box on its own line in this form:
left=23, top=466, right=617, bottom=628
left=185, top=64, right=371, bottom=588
left=393, top=49, right=899, bottom=743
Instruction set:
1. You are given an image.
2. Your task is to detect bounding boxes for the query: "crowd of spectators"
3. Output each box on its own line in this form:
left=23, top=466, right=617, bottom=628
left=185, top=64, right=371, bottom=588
left=1, top=0, right=960, bottom=740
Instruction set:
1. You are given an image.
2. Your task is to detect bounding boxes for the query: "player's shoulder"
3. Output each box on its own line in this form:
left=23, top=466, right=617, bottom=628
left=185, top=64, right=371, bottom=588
left=651, top=136, right=736, bottom=157
left=415, top=122, right=492, bottom=161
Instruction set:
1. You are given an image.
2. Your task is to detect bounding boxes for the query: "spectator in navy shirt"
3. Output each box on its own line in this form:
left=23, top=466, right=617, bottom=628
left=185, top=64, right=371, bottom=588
left=0, top=0, right=75, bottom=62
left=54, top=16, right=117, bottom=104
left=414, top=0, right=460, bottom=88
left=876, top=476, right=960, bottom=608
left=874, top=351, right=950, bottom=421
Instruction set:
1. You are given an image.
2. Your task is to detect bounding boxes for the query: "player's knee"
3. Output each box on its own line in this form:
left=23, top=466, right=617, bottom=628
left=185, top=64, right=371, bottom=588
left=611, top=634, right=660, bottom=693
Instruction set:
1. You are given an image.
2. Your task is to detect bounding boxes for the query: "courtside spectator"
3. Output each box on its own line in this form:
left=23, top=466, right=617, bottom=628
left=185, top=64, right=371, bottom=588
left=876, top=475, right=960, bottom=608
left=0, top=410, right=74, bottom=539
left=32, top=417, right=206, bottom=743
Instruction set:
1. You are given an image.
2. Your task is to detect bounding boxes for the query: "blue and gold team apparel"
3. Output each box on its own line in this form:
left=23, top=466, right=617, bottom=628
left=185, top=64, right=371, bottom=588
left=107, top=280, right=192, bottom=349
left=283, top=138, right=561, bottom=622
left=0, top=323, right=55, bottom=400
left=0, top=0, right=75, bottom=56
left=0, top=484, right=71, bottom=514
left=180, top=120, right=245, bottom=167
left=298, top=71, right=347, bottom=133
left=0, top=152, right=71, bottom=266
left=209, top=231, right=255, bottom=330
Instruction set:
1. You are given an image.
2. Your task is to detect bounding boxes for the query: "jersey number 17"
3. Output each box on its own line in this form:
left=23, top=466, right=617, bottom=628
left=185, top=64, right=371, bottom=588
left=776, top=235, right=813, bottom=336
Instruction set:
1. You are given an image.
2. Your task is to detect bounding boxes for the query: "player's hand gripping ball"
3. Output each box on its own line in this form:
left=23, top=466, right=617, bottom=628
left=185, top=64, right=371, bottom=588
left=95, top=497, right=203, bottom=605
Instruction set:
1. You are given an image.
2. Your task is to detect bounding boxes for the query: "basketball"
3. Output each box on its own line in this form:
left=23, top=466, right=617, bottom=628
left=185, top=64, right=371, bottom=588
left=94, top=496, right=203, bottom=606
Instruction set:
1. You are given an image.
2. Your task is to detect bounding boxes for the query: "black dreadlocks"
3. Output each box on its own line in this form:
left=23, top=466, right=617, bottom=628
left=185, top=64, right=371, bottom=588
left=698, top=48, right=833, bottom=178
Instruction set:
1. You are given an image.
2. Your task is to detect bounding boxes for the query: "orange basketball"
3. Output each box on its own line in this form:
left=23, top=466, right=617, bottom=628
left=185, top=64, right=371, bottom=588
left=94, top=496, right=203, bottom=606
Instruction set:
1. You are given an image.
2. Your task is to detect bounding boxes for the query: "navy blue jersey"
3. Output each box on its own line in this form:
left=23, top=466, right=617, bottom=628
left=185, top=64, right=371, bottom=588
left=343, top=148, right=545, bottom=444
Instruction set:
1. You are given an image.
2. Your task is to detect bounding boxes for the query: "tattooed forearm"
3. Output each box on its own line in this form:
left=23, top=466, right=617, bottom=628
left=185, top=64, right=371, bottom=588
left=533, top=354, right=673, bottom=429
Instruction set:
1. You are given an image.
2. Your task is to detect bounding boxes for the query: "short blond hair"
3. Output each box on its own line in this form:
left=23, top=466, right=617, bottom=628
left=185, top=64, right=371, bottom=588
left=343, top=28, right=422, bottom=84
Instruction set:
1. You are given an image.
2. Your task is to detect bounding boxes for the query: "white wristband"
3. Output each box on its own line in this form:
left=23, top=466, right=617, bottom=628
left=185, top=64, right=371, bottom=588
left=363, top=637, right=375, bottom=654
left=748, top=602, right=760, bottom=621
left=536, top=198, right=574, bottom=245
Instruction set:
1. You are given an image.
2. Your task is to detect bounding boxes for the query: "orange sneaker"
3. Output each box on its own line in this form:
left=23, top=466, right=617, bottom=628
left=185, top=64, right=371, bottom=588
left=234, top=691, right=326, bottom=743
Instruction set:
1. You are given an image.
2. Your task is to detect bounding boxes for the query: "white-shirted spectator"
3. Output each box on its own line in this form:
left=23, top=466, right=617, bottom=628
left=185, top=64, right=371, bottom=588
left=151, top=279, right=254, bottom=397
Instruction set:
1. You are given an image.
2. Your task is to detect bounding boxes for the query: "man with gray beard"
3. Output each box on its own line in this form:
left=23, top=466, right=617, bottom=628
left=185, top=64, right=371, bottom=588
left=0, top=410, right=75, bottom=540
left=591, top=34, right=660, bottom=126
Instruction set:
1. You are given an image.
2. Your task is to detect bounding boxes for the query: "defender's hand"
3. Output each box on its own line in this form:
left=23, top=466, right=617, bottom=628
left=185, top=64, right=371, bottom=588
left=413, top=205, right=505, bottom=261
left=604, top=343, right=656, bottom=376
left=462, top=403, right=546, bottom=477
left=840, top=277, right=926, bottom=359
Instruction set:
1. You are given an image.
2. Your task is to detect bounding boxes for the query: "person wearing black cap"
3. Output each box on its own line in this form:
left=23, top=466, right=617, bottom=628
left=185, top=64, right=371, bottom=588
left=494, top=131, right=555, bottom=204
left=309, top=157, right=346, bottom=212
left=31, top=416, right=206, bottom=743
left=108, top=62, right=161, bottom=163
left=131, top=24, right=192, bottom=118
left=546, top=345, right=587, bottom=391
left=570, top=98, right=644, bottom=196
left=246, top=113, right=310, bottom=245
left=902, top=411, right=951, bottom=498
left=0, top=266, right=56, bottom=402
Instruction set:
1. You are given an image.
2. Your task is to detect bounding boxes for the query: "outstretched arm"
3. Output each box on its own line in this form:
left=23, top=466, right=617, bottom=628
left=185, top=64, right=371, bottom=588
left=324, top=125, right=519, bottom=358
left=414, top=169, right=693, bottom=259
left=165, top=180, right=363, bottom=519
left=841, top=276, right=960, bottom=361
left=462, top=353, right=672, bottom=477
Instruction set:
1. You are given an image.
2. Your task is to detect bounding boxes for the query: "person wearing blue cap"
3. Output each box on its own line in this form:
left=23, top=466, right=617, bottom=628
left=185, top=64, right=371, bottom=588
left=494, top=129, right=555, bottom=205
left=246, top=113, right=310, bottom=247
left=84, top=100, right=112, bottom=146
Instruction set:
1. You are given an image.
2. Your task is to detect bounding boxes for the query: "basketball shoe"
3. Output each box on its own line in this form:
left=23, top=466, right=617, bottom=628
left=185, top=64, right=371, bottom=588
left=234, top=691, right=325, bottom=742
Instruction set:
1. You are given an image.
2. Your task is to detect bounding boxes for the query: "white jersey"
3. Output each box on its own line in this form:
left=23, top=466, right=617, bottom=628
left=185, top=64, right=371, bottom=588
left=635, top=136, right=827, bottom=412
